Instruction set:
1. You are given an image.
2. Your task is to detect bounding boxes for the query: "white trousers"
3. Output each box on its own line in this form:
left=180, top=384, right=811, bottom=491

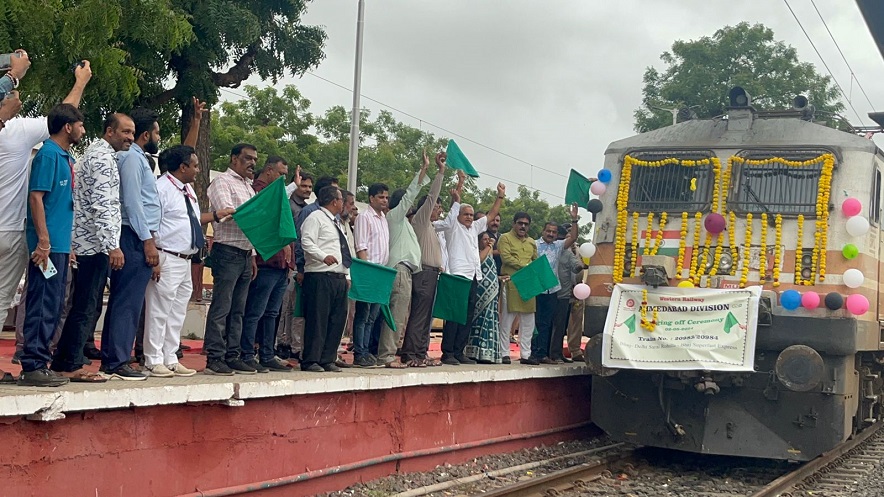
left=144, top=253, right=193, bottom=367
left=0, top=230, right=28, bottom=328
left=500, top=286, right=535, bottom=359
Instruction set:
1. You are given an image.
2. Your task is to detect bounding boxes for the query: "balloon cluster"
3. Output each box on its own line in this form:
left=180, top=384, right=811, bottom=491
left=779, top=288, right=868, bottom=316
left=834, top=197, right=869, bottom=316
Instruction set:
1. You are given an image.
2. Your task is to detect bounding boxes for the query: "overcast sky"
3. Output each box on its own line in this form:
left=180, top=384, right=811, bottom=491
left=229, top=0, right=884, bottom=204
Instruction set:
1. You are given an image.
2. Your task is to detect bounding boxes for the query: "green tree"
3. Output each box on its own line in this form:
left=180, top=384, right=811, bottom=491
left=634, top=22, right=845, bottom=132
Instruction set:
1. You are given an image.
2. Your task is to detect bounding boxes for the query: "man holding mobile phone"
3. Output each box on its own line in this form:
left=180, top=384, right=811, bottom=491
left=20, top=104, right=86, bottom=387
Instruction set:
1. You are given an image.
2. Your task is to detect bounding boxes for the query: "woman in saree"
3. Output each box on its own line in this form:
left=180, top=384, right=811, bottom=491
left=465, top=232, right=503, bottom=364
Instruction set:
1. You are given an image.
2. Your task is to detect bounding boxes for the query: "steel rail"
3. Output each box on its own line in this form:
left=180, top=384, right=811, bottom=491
left=749, top=420, right=884, bottom=497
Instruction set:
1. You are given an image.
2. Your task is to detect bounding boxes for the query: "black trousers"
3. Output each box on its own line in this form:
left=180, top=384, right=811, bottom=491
left=401, top=266, right=440, bottom=362
left=21, top=253, right=70, bottom=372
left=532, top=293, right=558, bottom=359
left=51, top=253, right=109, bottom=372
left=301, top=272, right=348, bottom=369
left=550, top=298, right=572, bottom=360
left=441, top=276, right=478, bottom=360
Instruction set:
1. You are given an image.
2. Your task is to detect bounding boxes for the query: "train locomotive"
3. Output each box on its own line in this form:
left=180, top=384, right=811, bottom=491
left=585, top=87, right=884, bottom=461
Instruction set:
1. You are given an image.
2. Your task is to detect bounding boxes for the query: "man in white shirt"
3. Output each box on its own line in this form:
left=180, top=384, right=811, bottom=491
left=300, top=186, right=351, bottom=372
left=436, top=182, right=506, bottom=365
left=49, top=113, right=135, bottom=382
left=0, top=59, right=91, bottom=345
left=145, top=145, right=234, bottom=377
left=351, top=183, right=389, bottom=367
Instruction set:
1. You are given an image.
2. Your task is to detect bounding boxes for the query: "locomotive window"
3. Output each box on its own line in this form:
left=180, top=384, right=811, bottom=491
left=873, top=169, right=881, bottom=225
left=729, top=150, right=833, bottom=217
left=625, top=150, right=715, bottom=213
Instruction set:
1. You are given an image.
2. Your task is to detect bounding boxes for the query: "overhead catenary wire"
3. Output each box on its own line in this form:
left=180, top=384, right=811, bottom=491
left=809, top=0, right=878, bottom=112
left=782, top=0, right=868, bottom=126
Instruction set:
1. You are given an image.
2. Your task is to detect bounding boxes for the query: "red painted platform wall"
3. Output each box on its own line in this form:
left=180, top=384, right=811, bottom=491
left=0, top=376, right=592, bottom=497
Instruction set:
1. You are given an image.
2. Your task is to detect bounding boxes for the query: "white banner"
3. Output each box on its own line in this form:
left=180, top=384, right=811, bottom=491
left=602, top=284, right=761, bottom=371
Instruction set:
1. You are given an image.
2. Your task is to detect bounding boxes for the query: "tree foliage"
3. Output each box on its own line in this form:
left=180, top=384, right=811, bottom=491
left=210, top=84, right=586, bottom=237
left=634, top=22, right=845, bottom=132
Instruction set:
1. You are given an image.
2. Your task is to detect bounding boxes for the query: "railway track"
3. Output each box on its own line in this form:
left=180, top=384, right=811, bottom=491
left=750, top=421, right=884, bottom=497
left=478, top=422, right=884, bottom=497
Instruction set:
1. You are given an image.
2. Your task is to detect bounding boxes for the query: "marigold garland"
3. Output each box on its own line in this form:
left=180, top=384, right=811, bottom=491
left=612, top=157, right=633, bottom=283
left=676, top=211, right=688, bottom=279
left=630, top=211, right=640, bottom=277
left=649, top=212, right=668, bottom=255
left=643, top=212, right=655, bottom=256
left=689, top=212, right=703, bottom=283
left=759, top=213, right=768, bottom=283
left=727, top=211, right=738, bottom=276
left=640, top=288, right=657, bottom=331
left=795, top=214, right=804, bottom=285
left=740, top=213, right=753, bottom=288
left=696, top=233, right=713, bottom=286
left=773, top=214, right=783, bottom=287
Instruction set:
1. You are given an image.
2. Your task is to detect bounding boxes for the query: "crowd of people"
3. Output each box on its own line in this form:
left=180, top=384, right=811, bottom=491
left=0, top=50, right=588, bottom=387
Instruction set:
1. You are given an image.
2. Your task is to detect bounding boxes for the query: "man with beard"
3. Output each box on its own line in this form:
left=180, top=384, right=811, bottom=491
left=100, top=107, right=162, bottom=380
left=18, top=104, right=86, bottom=387
left=49, top=113, right=135, bottom=382
left=498, top=212, right=538, bottom=365
left=203, top=144, right=259, bottom=375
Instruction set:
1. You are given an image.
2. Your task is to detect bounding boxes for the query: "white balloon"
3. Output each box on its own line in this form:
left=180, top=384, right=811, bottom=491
left=846, top=216, right=870, bottom=237
left=843, top=268, right=864, bottom=289
left=573, top=283, right=591, bottom=300
left=578, top=242, right=596, bottom=259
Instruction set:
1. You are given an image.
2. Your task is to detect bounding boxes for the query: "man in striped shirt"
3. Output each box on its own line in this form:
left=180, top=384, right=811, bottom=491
left=203, top=143, right=258, bottom=376
left=351, top=183, right=390, bottom=367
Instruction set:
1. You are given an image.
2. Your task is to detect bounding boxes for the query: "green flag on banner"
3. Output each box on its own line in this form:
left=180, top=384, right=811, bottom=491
left=232, top=177, right=297, bottom=261
left=348, top=258, right=398, bottom=331
left=510, top=254, right=559, bottom=301
left=432, top=272, right=472, bottom=325
left=445, top=139, right=480, bottom=178
left=564, top=169, right=593, bottom=208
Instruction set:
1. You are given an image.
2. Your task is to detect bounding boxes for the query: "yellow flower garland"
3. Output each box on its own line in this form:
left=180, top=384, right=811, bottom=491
left=643, top=212, right=655, bottom=256
left=727, top=211, right=738, bottom=276
left=676, top=211, right=688, bottom=279
left=640, top=288, right=657, bottom=331
left=773, top=214, right=783, bottom=287
left=696, top=233, right=713, bottom=286
left=689, top=212, right=703, bottom=283
left=649, top=212, right=668, bottom=255
left=740, top=213, right=753, bottom=288
left=630, top=211, right=640, bottom=277
left=795, top=214, right=804, bottom=285
left=759, top=213, right=768, bottom=283
left=612, top=157, right=634, bottom=283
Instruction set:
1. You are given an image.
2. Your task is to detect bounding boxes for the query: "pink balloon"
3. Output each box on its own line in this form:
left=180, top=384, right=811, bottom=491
left=590, top=182, right=607, bottom=196
left=704, top=213, right=726, bottom=234
left=842, top=197, right=862, bottom=217
left=573, top=283, right=591, bottom=300
left=846, top=294, right=869, bottom=316
left=801, top=291, right=820, bottom=310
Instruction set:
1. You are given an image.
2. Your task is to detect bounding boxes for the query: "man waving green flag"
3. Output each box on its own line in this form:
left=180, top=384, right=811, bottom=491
left=231, top=177, right=297, bottom=260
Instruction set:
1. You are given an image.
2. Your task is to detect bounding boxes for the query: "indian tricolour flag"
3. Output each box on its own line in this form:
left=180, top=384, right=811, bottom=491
left=638, top=230, right=692, bottom=268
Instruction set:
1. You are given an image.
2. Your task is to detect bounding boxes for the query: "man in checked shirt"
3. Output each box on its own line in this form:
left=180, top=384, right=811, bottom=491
left=203, top=143, right=259, bottom=376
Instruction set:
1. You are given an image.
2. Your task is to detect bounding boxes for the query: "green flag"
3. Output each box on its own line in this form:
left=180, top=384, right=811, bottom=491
left=564, top=169, right=593, bottom=208
left=291, top=283, right=304, bottom=318
left=348, top=258, right=398, bottom=331
left=624, top=314, right=637, bottom=334
left=723, top=311, right=740, bottom=334
left=432, top=272, right=472, bottom=325
left=445, top=139, right=480, bottom=178
left=231, top=177, right=297, bottom=261
left=510, top=254, right=560, bottom=301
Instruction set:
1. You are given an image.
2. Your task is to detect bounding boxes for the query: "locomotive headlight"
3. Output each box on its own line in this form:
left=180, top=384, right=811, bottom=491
left=718, top=253, right=734, bottom=273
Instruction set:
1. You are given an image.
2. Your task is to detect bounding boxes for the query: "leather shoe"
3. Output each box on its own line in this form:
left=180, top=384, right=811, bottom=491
left=520, top=357, right=540, bottom=365
left=441, top=356, right=460, bottom=366
left=502, top=357, right=511, bottom=364
left=571, top=353, right=585, bottom=363
left=540, top=357, right=556, bottom=365
left=455, top=355, right=477, bottom=365
left=562, top=357, right=574, bottom=363
left=322, top=363, right=342, bottom=372
left=302, top=364, right=324, bottom=373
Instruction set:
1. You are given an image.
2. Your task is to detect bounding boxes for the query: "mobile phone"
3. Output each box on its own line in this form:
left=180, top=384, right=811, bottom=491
left=41, top=258, right=58, bottom=279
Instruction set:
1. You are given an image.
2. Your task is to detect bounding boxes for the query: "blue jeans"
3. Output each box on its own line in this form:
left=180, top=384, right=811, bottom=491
left=240, top=267, right=289, bottom=363
left=352, top=301, right=381, bottom=360
left=21, top=253, right=69, bottom=372
left=204, top=243, right=253, bottom=363
left=532, top=293, right=558, bottom=359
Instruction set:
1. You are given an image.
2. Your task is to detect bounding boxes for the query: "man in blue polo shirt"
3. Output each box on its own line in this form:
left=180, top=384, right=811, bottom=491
left=19, top=104, right=85, bottom=387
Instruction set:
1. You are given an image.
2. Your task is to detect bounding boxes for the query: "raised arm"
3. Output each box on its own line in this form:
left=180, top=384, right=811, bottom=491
left=485, top=183, right=506, bottom=223
left=564, top=203, right=579, bottom=249
left=414, top=152, right=446, bottom=227
left=183, top=97, right=206, bottom=147
left=62, top=61, right=92, bottom=108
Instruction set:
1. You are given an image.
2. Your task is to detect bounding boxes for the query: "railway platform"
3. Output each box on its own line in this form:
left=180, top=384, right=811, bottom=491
left=0, top=335, right=593, bottom=497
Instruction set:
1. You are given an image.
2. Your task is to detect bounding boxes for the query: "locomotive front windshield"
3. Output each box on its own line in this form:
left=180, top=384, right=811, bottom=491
left=728, top=149, right=833, bottom=217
